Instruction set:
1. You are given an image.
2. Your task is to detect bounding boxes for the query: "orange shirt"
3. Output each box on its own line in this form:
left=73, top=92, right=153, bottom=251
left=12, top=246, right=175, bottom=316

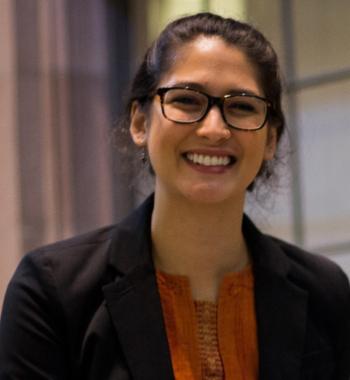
left=156, top=266, right=258, bottom=380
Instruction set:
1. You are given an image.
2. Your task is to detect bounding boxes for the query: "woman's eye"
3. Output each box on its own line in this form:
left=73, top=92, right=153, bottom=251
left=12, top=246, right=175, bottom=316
left=228, top=101, right=256, bottom=114
left=171, top=96, right=200, bottom=106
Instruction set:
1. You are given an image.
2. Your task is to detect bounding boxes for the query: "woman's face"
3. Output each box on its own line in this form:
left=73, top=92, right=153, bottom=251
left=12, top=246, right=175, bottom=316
left=130, top=36, right=276, bottom=205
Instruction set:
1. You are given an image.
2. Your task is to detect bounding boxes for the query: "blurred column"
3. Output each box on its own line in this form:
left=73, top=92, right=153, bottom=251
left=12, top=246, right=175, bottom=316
left=106, top=0, right=138, bottom=216
left=0, top=0, right=22, bottom=308
left=65, top=0, right=115, bottom=232
left=13, top=0, right=117, bottom=251
left=15, top=0, right=47, bottom=252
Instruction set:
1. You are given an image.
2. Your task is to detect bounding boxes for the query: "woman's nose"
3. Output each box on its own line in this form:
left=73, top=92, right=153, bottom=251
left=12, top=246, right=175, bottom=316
left=195, top=107, right=231, bottom=142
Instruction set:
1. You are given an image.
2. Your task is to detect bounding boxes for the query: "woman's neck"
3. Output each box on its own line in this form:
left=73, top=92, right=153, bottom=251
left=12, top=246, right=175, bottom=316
left=151, top=191, right=250, bottom=299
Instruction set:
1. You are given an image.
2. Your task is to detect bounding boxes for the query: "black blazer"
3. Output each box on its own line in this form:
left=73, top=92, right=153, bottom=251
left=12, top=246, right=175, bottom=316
left=1, top=195, right=349, bottom=380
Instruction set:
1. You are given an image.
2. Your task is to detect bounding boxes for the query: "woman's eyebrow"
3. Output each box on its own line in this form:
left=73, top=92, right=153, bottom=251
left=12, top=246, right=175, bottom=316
left=225, top=88, right=261, bottom=97
left=164, top=81, right=205, bottom=90
left=163, top=81, right=261, bottom=97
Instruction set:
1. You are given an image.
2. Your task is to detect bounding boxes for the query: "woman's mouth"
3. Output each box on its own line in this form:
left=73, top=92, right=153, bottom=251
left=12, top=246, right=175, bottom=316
left=184, top=152, right=236, bottom=167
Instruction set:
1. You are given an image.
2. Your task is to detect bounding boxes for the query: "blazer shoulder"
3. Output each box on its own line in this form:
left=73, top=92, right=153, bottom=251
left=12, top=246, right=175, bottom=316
left=272, top=237, right=346, bottom=277
left=24, top=225, right=116, bottom=269
left=29, top=224, right=116, bottom=255
left=271, top=236, right=350, bottom=305
left=7, top=196, right=155, bottom=316
left=9, top=225, right=119, bottom=314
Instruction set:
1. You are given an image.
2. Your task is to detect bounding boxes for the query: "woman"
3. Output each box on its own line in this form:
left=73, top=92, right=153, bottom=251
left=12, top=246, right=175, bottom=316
left=0, top=12, right=349, bottom=380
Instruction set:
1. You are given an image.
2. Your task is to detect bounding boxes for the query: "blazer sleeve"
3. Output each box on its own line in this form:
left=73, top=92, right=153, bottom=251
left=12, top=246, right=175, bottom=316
left=0, top=252, right=70, bottom=379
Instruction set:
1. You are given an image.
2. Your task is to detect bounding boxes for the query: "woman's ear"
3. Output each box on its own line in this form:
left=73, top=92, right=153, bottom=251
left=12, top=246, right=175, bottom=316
left=263, top=126, right=277, bottom=161
left=130, top=101, right=148, bottom=147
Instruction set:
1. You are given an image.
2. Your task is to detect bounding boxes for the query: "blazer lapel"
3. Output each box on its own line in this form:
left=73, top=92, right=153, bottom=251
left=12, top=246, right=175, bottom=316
left=103, top=196, right=174, bottom=380
left=243, top=217, right=308, bottom=380
left=103, top=264, right=174, bottom=379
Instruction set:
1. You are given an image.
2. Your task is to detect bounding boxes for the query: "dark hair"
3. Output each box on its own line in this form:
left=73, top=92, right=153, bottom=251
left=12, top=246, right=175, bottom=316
left=119, top=12, right=287, bottom=190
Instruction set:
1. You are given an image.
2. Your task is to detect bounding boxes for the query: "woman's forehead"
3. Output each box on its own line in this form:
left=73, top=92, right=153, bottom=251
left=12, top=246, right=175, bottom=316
left=159, top=36, right=262, bottom=96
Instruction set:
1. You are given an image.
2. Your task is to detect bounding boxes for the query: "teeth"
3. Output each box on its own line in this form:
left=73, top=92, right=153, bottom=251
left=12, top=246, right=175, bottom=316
left=186, top=153, right=231, bottom=166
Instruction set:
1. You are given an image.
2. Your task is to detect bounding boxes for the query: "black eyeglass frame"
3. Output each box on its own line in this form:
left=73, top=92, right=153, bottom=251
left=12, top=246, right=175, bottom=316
left=156, top=86, right=272, bottom=131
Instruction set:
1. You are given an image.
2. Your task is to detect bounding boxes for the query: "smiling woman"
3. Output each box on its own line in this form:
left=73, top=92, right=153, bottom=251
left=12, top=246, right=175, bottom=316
left=130, top=35, right=276, bottom=205
left=0, top=12, right=349, bottom=380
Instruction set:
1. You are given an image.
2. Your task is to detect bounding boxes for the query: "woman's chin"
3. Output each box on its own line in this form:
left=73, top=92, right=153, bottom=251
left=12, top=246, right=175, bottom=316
left=180, top=183, right=244, bottom=205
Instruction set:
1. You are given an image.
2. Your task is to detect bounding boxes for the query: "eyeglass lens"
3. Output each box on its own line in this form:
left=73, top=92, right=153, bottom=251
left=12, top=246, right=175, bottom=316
left=161, top=88, right=268, bottom=130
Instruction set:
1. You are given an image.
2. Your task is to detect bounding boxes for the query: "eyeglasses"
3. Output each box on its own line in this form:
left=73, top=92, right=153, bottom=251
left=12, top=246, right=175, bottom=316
left=156, top=86, right=271, bottom=131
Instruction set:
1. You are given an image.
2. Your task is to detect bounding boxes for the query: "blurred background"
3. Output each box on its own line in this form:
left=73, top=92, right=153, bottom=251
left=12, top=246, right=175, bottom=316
left=1, top=0, right=350, bottom=309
